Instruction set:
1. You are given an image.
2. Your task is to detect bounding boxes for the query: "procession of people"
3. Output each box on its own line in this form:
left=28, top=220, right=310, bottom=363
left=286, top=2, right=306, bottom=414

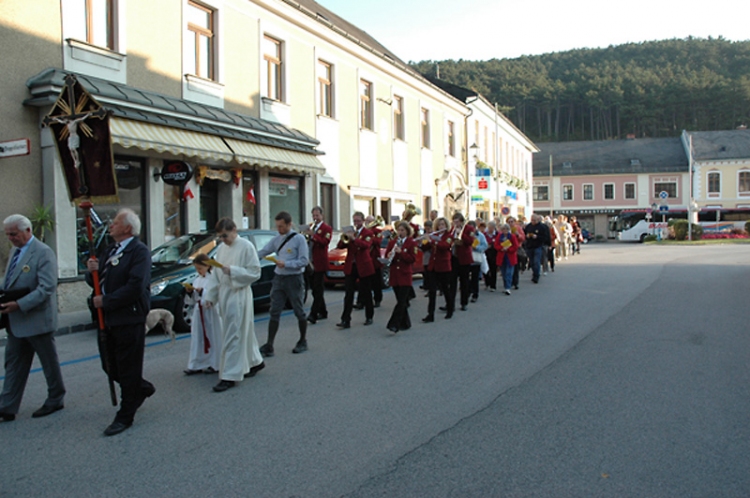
left=0, top=205, right=585, bottom=436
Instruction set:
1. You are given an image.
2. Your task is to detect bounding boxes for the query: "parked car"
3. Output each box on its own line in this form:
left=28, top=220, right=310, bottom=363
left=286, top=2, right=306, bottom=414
left=150, top=230, right=280, bottom=332
left=325, top=230, right=424, bottom=288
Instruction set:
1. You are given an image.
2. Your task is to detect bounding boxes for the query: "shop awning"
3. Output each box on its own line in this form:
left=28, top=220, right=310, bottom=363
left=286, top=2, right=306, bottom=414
left=110, top=118, right=234, bottom=163
left=224, top=138, right=326, bottom=175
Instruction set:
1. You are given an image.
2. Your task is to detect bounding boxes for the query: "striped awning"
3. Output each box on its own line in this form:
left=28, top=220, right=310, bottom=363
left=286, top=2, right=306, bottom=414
left=224, top=138, right=326, bottom=175
left=110, top=118, right=234, bottom=163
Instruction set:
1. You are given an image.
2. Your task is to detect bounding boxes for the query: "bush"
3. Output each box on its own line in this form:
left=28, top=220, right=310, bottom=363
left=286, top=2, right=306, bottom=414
left=672, top=220, right=703, bottom=240
left=643, top=234, right=658, bottom=242
left=745, top=220, right=750, bottom=235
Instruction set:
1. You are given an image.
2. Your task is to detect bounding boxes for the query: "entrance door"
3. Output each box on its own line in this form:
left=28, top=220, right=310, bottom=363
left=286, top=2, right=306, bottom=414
left=200, top=179, right=219, bottom=231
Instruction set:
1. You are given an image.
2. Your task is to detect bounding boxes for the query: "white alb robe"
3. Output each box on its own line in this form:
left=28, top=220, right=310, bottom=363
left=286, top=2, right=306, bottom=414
left=204, top=237, right=263, bottom=381
left=185, top=273, right=223, bottom=371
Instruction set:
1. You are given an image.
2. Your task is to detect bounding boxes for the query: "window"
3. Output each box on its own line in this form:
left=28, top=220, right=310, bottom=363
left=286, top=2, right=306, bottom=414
left=421, top=108, right=430, bottom=149
left=317, top=59, right=333, bottom=117
left=707, top=171, right=721, bottom=197
left=583, top=184, right=594, bottom=200
left=86, top=0, right=115, bottom=49
left=393, top=95, right=404, bottom=140
left=484, top=127, right=489, bottom=162
left=603, top=183, right=614, bottom=200
left=533, top=185, right=549, bottom=201
left=360, top=79, right=372, bottom=130
left=563, top=184, right=573, bottom=201
left=653, top=181, right=677, bottom=198
left=740, top=171, right=750, bottom=196
left=263, top=35, right=283, bottom=101
left=186, top=1, right=215, bottom=80
left=447, top=120, right=456, bottom=157
left=624, top=183, right=636, bottom=200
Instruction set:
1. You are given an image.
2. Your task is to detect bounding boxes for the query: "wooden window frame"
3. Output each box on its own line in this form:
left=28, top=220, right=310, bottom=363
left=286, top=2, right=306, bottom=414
left=86, top=0, right=115, bottom=50
left=707, top=171, right=721, bottom=197
left=562, top=184, right=574, bottom=201
left=739, top=170, right=750, bottom=196
left=264, top=35, right=283, bottom=101
left=187, top=1, right=215, bottom=80
left=603, top=183, right=615, bottom=200
left=624, top=182, right=636, bottom=200
left=360, top=79, right=373, bottom=130
left=583, top=183, right=594, bottom=201
left=317, top=59, right=333, bottom=117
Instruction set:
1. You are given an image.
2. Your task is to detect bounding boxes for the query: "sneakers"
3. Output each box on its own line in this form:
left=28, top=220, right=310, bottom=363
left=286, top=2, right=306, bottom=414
left=292, top=340, right=308, bottom=354
left=259, top=343, right=275, bottom=357
left=504, top=289, right=511, bottom=295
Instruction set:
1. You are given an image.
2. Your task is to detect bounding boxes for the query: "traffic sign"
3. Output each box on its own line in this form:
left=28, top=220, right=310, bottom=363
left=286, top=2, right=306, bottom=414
left=659, top=190, right=669, bottom=200
left=501, top=206, right=511, bottom=216
left=659, top=205, right=669, bottom=212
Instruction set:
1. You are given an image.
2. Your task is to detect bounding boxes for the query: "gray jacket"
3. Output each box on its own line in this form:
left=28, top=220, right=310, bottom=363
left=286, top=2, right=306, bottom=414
left=3, top=237, right=58, bottom=337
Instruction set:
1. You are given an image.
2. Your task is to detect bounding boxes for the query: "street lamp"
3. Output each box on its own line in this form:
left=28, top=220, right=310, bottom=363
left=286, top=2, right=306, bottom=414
left=650, top=202, right=658, bottom=237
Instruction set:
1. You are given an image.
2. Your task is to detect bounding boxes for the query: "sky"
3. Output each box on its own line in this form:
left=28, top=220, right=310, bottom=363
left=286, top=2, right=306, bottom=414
left=316, top=0, right=749, bottom=62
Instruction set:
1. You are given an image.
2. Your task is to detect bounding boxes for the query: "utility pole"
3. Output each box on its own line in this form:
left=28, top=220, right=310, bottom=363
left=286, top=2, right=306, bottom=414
left=549, top=154, right=554, bottom=218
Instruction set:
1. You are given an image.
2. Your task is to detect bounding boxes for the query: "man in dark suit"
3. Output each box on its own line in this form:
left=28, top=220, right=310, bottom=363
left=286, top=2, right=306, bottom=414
left=87, top=208, right=154, bottom=436
left=0, top=214, right=65, bottom=422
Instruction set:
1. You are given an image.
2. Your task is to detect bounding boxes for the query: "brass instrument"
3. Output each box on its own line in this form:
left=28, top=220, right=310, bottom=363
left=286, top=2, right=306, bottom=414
left=451, top=223, right=467, bottom=246
left=302, top=222, right=315, bottom=241
left=366, top=215, right=385, bottom=229
left=384, top=237, right=405, bottom=266
left=339, top=225, right=356, bottom=244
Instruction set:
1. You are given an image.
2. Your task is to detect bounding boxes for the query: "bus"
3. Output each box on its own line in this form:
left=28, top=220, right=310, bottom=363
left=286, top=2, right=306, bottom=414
left=609, top=208, right=750, bottom=242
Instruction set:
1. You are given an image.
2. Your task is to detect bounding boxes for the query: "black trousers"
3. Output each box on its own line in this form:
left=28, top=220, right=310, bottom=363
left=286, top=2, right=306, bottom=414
left=449, top=257, right=470, bottom=308
left=357, top=270, right=383, bottom=306
left=427, top=271, right=452, bottom=316
left=469, top=264, right=481, bottom=299
left=309, top=271, right=327, bottom=318
left=98, top=323, right=153, bottom=424
left=343, top=265, right=373, bottom=322
left=485, top=248, right=498, bottom=289
left=387, top=285, right=412, bottom=330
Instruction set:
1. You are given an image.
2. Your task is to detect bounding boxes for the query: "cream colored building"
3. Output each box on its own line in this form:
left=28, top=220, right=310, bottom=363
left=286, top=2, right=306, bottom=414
left=1, top=0, right=478, bottom=311
left=683, top=129, right=750, bottom=210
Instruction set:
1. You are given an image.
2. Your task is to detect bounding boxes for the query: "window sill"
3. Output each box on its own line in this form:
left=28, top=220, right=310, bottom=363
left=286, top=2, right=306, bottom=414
left=185, top=74, right=224, bottom=96
left=66, top=38, right=126, bottom=70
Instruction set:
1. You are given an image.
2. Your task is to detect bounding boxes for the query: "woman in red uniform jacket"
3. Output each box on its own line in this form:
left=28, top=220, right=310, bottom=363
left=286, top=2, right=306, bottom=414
left=424, top=217, right=454, bottom=322
left=385, top=222, right=417, bottom=333
left=495, top=223, right=519, bottom=295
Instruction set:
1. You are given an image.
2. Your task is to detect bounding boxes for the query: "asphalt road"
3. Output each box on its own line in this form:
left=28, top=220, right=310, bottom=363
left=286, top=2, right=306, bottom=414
left=1, top=243, right=748, bottom=497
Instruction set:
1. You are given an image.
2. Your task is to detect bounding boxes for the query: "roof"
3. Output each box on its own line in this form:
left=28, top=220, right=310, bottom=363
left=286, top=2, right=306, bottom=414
left=685, top=129, right=750, bottom=161
left=24, top=68, right=321, bottom=155
left=532, top=138, right=688, bottom=177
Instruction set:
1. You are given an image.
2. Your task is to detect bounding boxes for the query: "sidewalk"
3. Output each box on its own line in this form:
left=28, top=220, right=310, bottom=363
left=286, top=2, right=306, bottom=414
left=0, top=309, right=95, bottom=346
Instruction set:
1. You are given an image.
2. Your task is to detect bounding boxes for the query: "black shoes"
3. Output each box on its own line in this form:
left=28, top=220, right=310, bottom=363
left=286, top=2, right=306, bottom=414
left=183, top=369, right=203, bottom=375
left=439, top=306, right=447, bottom=311
left=245, top=362, right=265, bottom=378
left=364, top=319, right=373, bottom=326
left=306, top=315, right=317, bottom=324
left=374, top=301, right=381, bottom=308
left=259, top=343, right=275, bottom=357
left=213, top=380, right=236, bottom=392
left=460, top=305, right=467, bottom=311
left=388, top=326, right=399, bottom=333
left=32, top=404, right=64, bottom=418
left=353, top=303, right=364, bottom=310
left=103, top=421, right=132, bottom=436
left=422, top=315, right=434, bottom=323
left=470, top=296, right=477, bottom=303
left=445, top=312, right=453, bottom=319
left=0, top=412, right=15, bottom=422
left=292, top=340, right=308, bottom=354
left=336, top=321, right=351, bottom=329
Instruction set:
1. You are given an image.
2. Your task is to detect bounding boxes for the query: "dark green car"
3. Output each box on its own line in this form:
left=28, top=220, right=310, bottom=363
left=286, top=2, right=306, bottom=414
left=149, top=230, right=280, bottom=332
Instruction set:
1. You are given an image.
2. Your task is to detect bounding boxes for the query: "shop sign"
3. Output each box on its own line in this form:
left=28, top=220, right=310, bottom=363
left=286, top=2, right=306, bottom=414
left=477, top=177, right=489, bottom=190
left=505, top=189, right=518, bottom=200
left=0, top=138, right=30, bottom=158
left=471, top=195, right=485, bottom=203
left=161, top=161, right=193, bottom=186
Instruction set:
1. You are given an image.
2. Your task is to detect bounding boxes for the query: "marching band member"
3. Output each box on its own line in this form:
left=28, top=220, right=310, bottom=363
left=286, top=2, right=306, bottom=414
left=420, top=220, right=434, bottom=294
left=424, top=217, right=453, bottom=322
left=495, top=223, right=519, bottom=295
left=385, top=222, right=417, bottom=333
left=306, top=206, right=332, bottom=324
left=483, top=221, right=499, bottom=292
left=336, top=212, right=375, bottom=329
left=448, top=213, right=474, bottom=312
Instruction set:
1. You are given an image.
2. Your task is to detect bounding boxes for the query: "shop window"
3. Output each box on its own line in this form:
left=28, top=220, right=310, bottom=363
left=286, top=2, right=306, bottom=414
left=242, top=174, right=258, bottom=229
left=164, top=183, right=184, bottom=241
left=268, top=175, right=302, bottom=227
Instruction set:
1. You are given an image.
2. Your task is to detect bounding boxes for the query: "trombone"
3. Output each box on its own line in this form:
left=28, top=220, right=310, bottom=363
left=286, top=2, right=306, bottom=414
left=366, top=215, right=385, bottom=229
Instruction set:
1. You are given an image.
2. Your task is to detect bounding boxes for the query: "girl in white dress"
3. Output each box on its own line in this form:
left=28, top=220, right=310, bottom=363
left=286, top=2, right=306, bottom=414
left=184, top=254, right=223, bottom=375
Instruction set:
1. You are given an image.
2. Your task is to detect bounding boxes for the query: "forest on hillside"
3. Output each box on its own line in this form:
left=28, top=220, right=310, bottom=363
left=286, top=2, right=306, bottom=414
left=410, top=38, right=750, bottom=143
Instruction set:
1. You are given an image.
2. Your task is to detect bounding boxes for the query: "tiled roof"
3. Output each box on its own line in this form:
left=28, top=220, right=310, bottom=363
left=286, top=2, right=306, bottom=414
left=685, top=129, right=750, bottom=161
left=24, top=68, right=320, bottom=154
left=533, top=138, right=688, bottom=177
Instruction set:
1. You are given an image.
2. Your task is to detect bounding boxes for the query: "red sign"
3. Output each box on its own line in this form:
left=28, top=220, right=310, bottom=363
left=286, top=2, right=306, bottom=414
left=478, top=178, right=489, bottom=190
left=161, top=161, right=193, bottom=186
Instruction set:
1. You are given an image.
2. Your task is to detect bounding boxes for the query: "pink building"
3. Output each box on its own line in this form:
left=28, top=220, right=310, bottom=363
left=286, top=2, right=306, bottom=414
left=532, top=138, right=689, bottom=238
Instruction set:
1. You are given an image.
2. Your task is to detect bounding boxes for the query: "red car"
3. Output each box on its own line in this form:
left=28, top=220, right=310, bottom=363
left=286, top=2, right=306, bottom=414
left=325, top=232, right=424, bottom=287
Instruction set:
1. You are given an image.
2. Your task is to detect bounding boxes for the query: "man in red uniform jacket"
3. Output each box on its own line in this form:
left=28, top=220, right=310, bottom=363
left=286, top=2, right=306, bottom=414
left=306, top=206, right=332, bottom=324
left=336, top=212, right=375, bottom=328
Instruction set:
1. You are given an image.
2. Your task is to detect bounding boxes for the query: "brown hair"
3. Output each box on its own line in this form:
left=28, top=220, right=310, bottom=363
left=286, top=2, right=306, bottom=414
left=215, top=217, right=236, bottom=232
left=194, top=253, right=212, bottom=270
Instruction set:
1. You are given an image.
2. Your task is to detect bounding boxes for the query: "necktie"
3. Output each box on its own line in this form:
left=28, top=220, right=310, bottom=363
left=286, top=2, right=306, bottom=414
left=100, top=244, right=120, bottom=289
left=5, top=248, right=20, bottom=290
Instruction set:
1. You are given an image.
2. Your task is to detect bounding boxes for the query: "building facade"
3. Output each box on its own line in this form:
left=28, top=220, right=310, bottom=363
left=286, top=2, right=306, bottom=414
left=1, top=0, right=481, bottom=311
left=532, top=138, right=689, bottom=237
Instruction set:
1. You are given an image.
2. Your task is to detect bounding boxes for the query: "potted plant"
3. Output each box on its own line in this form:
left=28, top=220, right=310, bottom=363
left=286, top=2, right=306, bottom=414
left=29, top=204, right=55, bottom=242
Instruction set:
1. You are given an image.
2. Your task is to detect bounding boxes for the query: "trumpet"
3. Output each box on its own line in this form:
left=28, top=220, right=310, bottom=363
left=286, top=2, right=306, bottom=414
left=302, top=222, right=315, bottom=241
left=339, top=226, right=356, bottom=244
